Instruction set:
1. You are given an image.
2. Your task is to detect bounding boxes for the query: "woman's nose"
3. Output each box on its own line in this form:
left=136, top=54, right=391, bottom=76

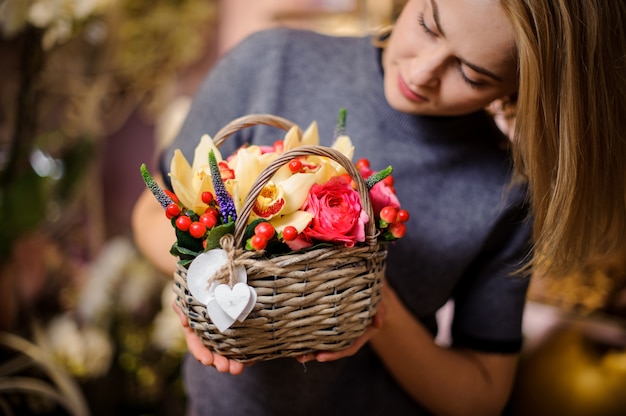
left=408, top=47, right=446, bottom=88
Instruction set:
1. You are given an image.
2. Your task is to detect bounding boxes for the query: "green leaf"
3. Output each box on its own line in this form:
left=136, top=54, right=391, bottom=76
left=365, top=165, right=393, bottom=189
left=175, top=245, right=202, bottom=256
left=175, top=227, right=204, bottom=253
left=204, top=221, right=235, bottom=250
left=177, top=258, right=193, bottom=268
left=334, top=108, right=347, bottom=138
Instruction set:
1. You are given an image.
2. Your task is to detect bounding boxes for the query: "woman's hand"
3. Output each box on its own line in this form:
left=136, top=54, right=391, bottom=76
left=173, top=302, right=247, bottom=375
left=295, top=283, right=388, bottom=363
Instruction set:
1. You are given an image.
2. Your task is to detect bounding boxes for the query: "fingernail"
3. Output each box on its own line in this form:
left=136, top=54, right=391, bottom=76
left=297, top=354, right=312, bottom=363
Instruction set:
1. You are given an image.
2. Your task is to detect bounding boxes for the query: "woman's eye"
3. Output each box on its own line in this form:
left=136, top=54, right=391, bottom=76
left=417, top=11, right=488, bottom=90
left=418, top=13, right=436, bottom=38
left=458, top=66, right=485, bottom=89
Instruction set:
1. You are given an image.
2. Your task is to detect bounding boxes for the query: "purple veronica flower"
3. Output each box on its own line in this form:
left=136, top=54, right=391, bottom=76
left=209, top=150, right=237, bottom=223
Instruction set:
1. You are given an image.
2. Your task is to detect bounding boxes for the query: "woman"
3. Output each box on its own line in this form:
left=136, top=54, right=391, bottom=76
left=132, top=0, right=625, bottom=414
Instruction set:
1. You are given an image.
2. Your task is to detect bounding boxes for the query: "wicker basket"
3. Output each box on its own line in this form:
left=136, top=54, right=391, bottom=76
left=173, top=114, right=387, bottom=362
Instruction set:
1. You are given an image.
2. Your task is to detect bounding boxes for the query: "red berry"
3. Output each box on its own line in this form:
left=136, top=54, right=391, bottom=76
left=282, top=226, right=298, bottom=241
left=273, top=140, right=284, bottom=153
left=175, top=215, right=192, bottom=231
left=388, top=222, right=406, bottom=239
left=355, top=158, right=370, bottom=171
left=383, top=175, right=394, bottom=187
left=199, top=213, right=217, bottom=229
left=396, top=209, right=410, bottom=223
left=288, top=159, right=303, bottom=173
left=205, top=207, right=219, bottom=218
left=201, top=192, right=214, bottom=204
left=380, top=206, right=398, bottom=224
left=165, top=203, right=181, bottom=219
left=254, top=222, right=275, bottom=240
left=250, top=234, right=268, bottom=250
left=189, top=222, right=207, bottom=239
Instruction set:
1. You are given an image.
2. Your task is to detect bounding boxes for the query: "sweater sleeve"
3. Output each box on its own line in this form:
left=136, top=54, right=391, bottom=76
left=451, top=187, right=532, bottom=353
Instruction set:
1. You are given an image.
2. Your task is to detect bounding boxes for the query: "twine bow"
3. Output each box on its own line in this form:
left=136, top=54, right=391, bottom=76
left=205, top=234, right=255, bottom=288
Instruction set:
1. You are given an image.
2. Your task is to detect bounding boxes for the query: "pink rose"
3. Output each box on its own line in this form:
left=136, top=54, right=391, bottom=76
left=301, top=176, right=368, bottom=247
left=369, top=181, right=400, bottom=218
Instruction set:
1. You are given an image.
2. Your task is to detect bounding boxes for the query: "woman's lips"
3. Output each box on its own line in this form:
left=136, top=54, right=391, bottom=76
left=397, top=74, right=428, bottom=102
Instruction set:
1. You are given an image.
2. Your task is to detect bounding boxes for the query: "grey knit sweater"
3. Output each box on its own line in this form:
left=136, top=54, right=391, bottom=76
left=162, top=28, right=531, bottom=416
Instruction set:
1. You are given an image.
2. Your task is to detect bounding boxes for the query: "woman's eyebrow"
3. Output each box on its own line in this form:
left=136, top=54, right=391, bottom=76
left=430, top=0, right=504, bottom=82
left=431, top=0, right=446, bottom=37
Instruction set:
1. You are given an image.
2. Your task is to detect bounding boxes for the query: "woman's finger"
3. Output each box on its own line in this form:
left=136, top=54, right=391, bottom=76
left=315, top=326, right=374, bottom=362
left=172, top=302, right=189, bottom=327
left=184, top=325, right=215, bottom=366
left=173, top=301, right=247, bottom=375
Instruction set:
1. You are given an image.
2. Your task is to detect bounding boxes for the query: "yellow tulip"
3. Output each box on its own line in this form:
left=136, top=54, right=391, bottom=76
left=169, top=134, right=220, bottom=215
left=246, top=172, right=318, bottom=221
left=250, top=167, right=341, bottom=229
left=284, top=122, right=319, bottom=151
left=270, top=210, right=314, bottom=234
left=227, top=146, right=276, bottom=212
left=191, top=134, right=222, bottom=190
left=331, top=134, right=354, bottom=161
left=275, top=172, right=318, bottom=213
left=251, top=181, right=285, bottom=220
left=312, top=161, right=341, bottom=185
left=167, top=122, right=356, bottom=226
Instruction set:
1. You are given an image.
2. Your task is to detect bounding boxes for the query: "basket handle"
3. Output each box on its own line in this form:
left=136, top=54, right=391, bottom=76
left=234, top=145, right=377, bottom=248
left=212, top=114, right=302, bottom=147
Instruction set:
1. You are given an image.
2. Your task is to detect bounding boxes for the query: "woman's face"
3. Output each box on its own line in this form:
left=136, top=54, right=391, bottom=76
left=383, top=0, right=518, bottom=116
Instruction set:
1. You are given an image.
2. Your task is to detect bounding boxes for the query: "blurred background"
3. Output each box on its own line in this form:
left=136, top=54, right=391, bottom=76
left=0, top=1, right=624, bottom=415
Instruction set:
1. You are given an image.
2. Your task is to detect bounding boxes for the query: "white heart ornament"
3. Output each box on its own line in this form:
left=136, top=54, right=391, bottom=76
left=186, top=249, right=228, bottom=304
left=186, top=249, right=249, bottom=305
left=214, top=283, right=253, bottom=321
left=237, top=285, right=257, bottom=322
left=206, top=299, right=236, bottom=332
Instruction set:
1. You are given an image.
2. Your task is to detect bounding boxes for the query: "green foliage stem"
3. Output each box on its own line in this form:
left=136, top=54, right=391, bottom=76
left=365, top=166, right=393, bottom=189
left=140, top=163, right=173, bottom=209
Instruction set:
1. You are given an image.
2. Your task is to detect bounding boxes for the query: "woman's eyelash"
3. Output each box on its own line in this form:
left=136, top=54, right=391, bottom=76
left=418, top=13, right=436, bottom=37
left=457, top=66, right=484, bottom=89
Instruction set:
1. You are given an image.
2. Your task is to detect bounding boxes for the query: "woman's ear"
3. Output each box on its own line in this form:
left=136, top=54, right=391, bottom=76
left=488, top=95, right=517, bottom=140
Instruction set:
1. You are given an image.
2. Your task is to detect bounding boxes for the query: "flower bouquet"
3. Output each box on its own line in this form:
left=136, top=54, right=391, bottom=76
left=140, top=112, right=408, bottom=362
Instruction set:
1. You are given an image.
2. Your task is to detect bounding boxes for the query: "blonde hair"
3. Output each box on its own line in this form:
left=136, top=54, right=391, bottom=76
left=502, top=0, right=626, bottom=276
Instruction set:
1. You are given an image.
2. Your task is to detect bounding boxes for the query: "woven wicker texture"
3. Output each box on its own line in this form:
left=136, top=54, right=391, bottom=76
left=173, top=114, right=387, bottom=362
